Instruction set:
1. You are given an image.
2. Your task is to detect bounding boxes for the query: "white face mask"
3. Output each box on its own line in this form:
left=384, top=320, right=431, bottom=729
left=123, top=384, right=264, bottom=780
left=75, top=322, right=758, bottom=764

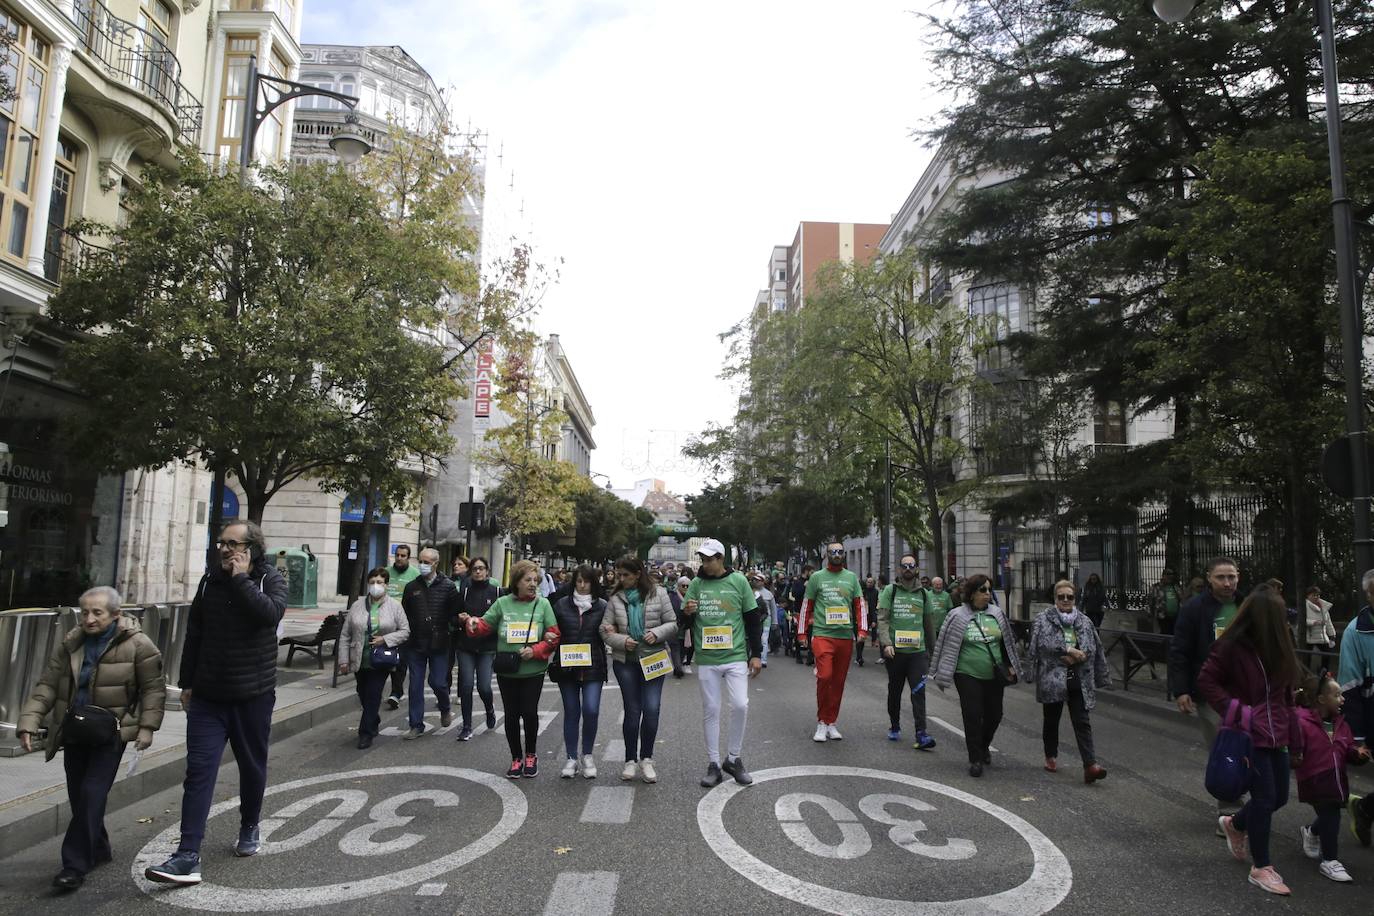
left=417, top=563, right=433, bottom=577
left=368, top=583, right=386, bottom=599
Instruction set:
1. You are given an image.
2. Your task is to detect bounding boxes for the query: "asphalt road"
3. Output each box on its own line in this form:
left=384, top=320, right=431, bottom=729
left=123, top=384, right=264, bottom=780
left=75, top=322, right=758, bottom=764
left=2, top=649, right=1371, bottom=915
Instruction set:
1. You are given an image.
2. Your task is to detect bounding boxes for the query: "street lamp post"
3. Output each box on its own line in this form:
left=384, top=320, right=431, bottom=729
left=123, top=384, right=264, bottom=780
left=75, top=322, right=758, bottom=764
left=206, top=57, right=373, bottom=556
left=1153, top=0, right=1374, bottom=581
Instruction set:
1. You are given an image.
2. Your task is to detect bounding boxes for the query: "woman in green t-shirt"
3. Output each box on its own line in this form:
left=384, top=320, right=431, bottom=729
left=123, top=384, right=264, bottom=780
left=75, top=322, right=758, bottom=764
left=338, top=567, right=410, bottom=749
left=467, top=559, right=560, bottom=778
left=930, top=573, right=1021, bottom=777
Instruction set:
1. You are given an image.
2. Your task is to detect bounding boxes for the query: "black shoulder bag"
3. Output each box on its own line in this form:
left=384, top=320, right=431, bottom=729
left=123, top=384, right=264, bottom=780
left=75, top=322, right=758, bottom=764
left=970, top=613, right=1012, bottom=687
left=493, top=601, right=540, bottom=675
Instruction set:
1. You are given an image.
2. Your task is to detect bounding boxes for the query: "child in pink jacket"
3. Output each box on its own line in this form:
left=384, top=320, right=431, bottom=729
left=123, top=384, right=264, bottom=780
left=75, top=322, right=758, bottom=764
left=1294, top=673, right=1371, bottom=883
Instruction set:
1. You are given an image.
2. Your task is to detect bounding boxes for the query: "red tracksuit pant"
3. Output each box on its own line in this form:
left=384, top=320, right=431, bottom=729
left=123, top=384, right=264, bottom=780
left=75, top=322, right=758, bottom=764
left=812, top=636, right=853, bottom=724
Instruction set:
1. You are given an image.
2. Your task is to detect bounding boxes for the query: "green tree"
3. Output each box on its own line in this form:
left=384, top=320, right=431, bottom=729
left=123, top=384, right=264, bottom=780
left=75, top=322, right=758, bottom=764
left=570, top=486, right=641, bottom=564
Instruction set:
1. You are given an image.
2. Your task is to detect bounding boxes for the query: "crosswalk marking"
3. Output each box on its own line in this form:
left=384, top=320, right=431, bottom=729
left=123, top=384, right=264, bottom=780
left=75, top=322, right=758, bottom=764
left=542, top=872, right=620, bottom=916
left=579, top=786, right=635, bottom=824
left=415, top=883, right=446, bottom=896
left=928, top=715, right=998, bottom=753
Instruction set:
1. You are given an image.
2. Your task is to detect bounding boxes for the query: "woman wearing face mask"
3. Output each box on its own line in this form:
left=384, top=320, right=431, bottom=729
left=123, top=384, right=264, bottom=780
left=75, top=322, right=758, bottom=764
left=549, top=564, right=608, bottom=778
left=1026, top=580, right=1110, bottom=782
left=453, top=557, right=503, bottom=741
left=338, top=567, right=410, bottom=749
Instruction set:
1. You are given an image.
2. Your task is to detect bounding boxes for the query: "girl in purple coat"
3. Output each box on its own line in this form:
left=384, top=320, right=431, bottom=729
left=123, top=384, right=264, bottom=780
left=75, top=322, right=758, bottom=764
left=1294, top=673, right=1371, bottom=883
left=1197, top=584, right=1303, bottom=896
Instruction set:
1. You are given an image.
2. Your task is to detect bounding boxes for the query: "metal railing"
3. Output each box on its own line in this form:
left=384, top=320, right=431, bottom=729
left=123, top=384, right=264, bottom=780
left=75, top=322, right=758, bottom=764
left=69, top=0, right=203, bottom=146
left=43, top=225, right=110, bottom=284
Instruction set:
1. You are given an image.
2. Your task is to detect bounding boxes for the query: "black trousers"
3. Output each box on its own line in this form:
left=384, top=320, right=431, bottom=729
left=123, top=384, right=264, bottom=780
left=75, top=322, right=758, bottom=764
left=886, top=651, right=929, bottom=732
left=953, top=673, right=1004, bottom=763
left=1042, top=672, right=1095, bottom=765
left=496, top=673, right=544, bottom=758
left=179, top=692, right=274, bottom=854
left=354, top=667, right=389, bottom=738
left=62, top=740, right=126, bottom=874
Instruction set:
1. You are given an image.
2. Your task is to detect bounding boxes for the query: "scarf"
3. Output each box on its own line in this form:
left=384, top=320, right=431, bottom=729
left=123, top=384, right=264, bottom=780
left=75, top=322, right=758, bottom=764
left=77, top=622, right=120, bottom=707
left=626, top=589, right=645, bottom=641
left=573, top=592, right=593, bottom=614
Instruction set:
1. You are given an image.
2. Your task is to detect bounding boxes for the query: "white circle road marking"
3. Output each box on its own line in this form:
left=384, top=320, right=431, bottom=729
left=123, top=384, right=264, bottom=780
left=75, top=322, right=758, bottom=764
left=696, top=765, right=1072, bottom=916
left=132, top=766, right=527, bottom=911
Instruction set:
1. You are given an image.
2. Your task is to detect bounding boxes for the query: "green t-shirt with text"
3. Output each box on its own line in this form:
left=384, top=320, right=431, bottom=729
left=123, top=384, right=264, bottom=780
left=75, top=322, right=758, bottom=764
left=481, top=594, right=557, bottom=678
left=1164, top=589, right=1180, bottom=617
left=1214, top=602, right=1238, bottom=639
left=686, top=571, right=756, bottom=666
left=1061, top=622, right=1077, bottom=649
left=805, top=567, right=863, bottom=639
left=926, top=589, right=954, bottom=642
left=956, top=611, right=1005, bottom=679
left=879, top=582, right=927, bottom=653
left=386, top=563, right=421, bottom=601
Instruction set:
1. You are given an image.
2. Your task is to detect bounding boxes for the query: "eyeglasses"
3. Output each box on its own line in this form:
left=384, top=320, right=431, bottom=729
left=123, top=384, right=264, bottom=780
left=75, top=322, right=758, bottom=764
left=217, top=539, right=249, bottom=551
left=976, top=586, right=991, bottom=594
left=828, top=549, right=844, bottom=556
left=900, top=562, right=917, bottom=570
left=1055, top=593, right=1075, bottom=601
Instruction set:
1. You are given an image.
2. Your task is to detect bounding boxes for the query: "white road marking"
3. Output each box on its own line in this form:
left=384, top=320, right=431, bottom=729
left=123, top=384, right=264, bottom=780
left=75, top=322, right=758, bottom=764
left=696, top=765, right=1071, bottom=916
left=415, top=883, right=446, bottom=896
left=541, top=871, right=620, bottom=916
left=603, top=709, right=626, bottom=761
left=579, top=786, right=635, bottom=824
left=928, top=716, right=998, bottom=753
left=132, top=767, right=527, bottom=911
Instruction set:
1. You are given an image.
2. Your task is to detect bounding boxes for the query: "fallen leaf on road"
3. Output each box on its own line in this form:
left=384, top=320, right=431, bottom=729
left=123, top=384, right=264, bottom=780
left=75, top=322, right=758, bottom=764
left=1019, top=796, right=1035, bottom=802
left=136, top=817, right=154, bottom=824
left=554, top=846, right=573, bottom=855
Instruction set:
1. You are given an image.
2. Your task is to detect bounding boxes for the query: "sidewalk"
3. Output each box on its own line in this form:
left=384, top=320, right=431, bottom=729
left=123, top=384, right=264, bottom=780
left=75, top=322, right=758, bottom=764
left=0, top=605, right=353, bottom=861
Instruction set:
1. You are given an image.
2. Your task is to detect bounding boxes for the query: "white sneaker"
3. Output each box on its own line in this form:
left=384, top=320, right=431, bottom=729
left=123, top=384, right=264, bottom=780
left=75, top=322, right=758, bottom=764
left=1319, top=859, right=1353, bottom=883
left=560, top=757, right=578, bottom=779
left=826, top=723, right=843, bottom=740
left=581, top=755, right=597, bottom=779
left=682, top=664, right=693, bottom=674
left=620, top=760, right=638, bottom=781
left=1300, top=825, right=1322, bottom=859
left=641, top=759, right=657, bottom=783
left=813, top=722, right=828, bottom=742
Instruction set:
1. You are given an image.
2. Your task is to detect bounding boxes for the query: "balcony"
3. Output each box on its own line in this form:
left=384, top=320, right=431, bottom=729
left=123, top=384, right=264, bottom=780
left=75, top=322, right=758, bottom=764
left=68, top=0, right=203, bottom=147
left=43, top=226, right=109, bottom=285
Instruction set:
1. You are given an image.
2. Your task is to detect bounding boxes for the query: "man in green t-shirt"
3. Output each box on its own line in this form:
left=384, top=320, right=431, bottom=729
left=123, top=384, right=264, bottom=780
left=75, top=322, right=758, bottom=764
left=926, top=576, right=954, bottom=643
left=878, top=554, right=937, bottom=751
left=800, top=542, right=867, bottom=742
left=384, top=544, right=422, bottom=709
left=1150, top=568, right=1184, bottom=635
left=684, top=538, right=763, bottom=789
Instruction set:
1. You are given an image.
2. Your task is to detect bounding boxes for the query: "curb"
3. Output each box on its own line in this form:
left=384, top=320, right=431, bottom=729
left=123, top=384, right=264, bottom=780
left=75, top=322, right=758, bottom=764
left=0, top=683, right=358, bottom=862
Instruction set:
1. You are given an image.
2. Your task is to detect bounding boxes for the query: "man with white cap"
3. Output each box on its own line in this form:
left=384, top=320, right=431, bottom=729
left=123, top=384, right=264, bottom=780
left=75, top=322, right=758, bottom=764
left=683, top=538, right=763, bottom=787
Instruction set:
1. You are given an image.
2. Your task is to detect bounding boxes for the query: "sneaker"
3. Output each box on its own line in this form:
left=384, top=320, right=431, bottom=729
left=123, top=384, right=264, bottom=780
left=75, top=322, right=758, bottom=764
left=700, top=762, right=723, bottom=787
left=1247, top=866, right=1290, bottom=895
left=641, top=759, right=658, bottom=783
left=886, top=727, right=901, bottom=741
left=234, top=824, right=261, bottom=857
left=914, top=731, right=936, bottom=751
left=1083, top=764, right=1107, bottom=784
left=561, top=757, right=578, bottom=779
left=1044, top=757, right=1058, bottom=773
left=1300, top=825, right=1322, bottom=860
left=505, top=758, right=523, bottom=779
left=1319, top=859, right=1353, bottom=883
left=440, top=710, right=453, bottom=728
left=825, top=724, right=843, bottom=740
left=386, top=695, right=401, bottom=710
left=682, top=664, right=693, bottom=675
left=813, top=722, right=828, bottom=743
left=523, top=754, right=538, bottom=777
left=456, top=727, right=473, bottom=741
left=403, top=726, right=424, bottom=740
left=721, top=755, right=753, bottom=786
left=621, top=760, right=639, bottom=781
left=486, top=708, right=497, bottom=730
left=145, top=851, right=202, bottom=885
left=1351, top=794, right=1372, bottom=847
left=1220, top=815, right=1249, bottom=862
left=582, top=755, right=598, bottom=779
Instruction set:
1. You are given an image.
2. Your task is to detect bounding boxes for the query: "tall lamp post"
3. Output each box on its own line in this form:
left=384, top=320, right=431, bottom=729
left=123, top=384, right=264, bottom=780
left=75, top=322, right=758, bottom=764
left=206, top=56, right=373, bottom=555
left=1153, top=0, right=1374, bottom=580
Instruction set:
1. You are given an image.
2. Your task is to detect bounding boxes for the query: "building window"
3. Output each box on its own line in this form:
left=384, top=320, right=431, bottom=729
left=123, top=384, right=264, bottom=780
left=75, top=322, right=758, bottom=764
left=968, top=283, right=1020, bottom=371
left=1094, top=400, right=1127, bottom=445
left=0, top=8, right=50, bottom=265
left=42, top=135, right=77, bottom=281
left=140, top=0, right=174, bottom=42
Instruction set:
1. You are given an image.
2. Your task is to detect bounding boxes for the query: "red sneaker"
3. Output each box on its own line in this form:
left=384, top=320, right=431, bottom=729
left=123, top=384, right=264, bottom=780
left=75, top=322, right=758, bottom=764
left=523, top=753, right=538, bottom=777
left=505, top=758, right=523, bottom=779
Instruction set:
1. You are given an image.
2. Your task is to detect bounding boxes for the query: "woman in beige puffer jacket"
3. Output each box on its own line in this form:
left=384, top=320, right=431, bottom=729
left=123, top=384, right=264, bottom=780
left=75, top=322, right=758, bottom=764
left=16, top=588, right=164, bottom=890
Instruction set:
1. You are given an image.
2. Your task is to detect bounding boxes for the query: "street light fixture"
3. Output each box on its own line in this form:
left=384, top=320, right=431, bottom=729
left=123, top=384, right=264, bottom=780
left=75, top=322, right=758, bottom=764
left=1154, top=0, right=1374, bottom=579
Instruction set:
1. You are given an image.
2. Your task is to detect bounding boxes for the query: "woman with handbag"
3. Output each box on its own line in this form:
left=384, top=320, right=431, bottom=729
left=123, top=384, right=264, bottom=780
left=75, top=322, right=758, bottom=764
left=550, top=564, right=608, bottom=778
left=1198, top=583, right=1304, bottom=896
left=453, top=557, right=504, bottom=741
left=338, top=567, right=410, bottom=749
left=16, top=587, right=165, bottom=891
left=601, top=555, right=678, bottom=783
left=466, top=559, right=560, bottom=778
left=1026, top=580, right=1110, bottom=783
left=929, top=572, right=1021, bottom=777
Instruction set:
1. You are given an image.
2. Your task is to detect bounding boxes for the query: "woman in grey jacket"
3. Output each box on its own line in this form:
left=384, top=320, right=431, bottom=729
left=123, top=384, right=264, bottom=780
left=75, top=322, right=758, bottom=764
left=601, top=555, right=678, bottom=783
left=338, top=567, right=411, bottom=748
left=1025, top=580, right=1111, bottom=783
left=930, top=573, right=1021, bottom=777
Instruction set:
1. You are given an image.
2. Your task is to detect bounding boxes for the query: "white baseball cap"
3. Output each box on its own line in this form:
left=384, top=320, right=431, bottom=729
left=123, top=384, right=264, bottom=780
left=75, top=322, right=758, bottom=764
left=697, top=538, right=726, bottom=558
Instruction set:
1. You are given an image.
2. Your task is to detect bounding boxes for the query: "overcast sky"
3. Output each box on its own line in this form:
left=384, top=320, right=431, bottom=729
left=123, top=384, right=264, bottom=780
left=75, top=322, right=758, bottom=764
left=304, top=0, right=945, bottom=497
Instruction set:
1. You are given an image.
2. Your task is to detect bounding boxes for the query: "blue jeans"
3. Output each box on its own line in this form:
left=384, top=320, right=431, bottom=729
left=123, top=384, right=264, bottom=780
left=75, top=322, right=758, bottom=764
left=558, top=679, right=604, bottom=758
left=456, top=650, right=495, bottom=729
left=1232, top=746, right=1290, bottom=868
left=406, top=647, right=451, bottom=729
left=613, top=659, right=665, bottom=761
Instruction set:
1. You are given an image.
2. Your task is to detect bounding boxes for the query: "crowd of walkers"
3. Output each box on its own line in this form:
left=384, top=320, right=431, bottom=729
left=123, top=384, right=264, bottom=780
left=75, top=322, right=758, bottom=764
left=14, top=523, right=1374, bottom=903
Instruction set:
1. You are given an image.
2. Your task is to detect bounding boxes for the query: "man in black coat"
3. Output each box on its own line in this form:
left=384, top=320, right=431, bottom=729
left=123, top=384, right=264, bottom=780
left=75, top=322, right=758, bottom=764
left=400, top=546, right=460, bottom=739
left=145, top=521, right=287, bottom=886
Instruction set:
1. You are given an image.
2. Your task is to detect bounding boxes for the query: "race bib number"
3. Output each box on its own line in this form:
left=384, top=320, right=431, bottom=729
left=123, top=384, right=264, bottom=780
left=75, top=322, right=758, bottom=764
left=560, top=644, right=592, bottom=667
left=702, top=626, right=733, bottom=650
left=505, top=620, right=537, bottom=643
left=1214, top=623, right=1226, bottom=640
left=639, top=649, right=671, bottom=680
left=825, top=606, right=850, bottom=626
left=895, top=629, right=924, bottom=650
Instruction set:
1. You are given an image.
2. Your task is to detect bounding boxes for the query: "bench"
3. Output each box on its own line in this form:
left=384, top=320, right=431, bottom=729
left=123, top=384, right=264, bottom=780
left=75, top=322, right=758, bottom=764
left=280, top=614, right=343, bottom=669
left=1100, top=628, right=1171, bottom=693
